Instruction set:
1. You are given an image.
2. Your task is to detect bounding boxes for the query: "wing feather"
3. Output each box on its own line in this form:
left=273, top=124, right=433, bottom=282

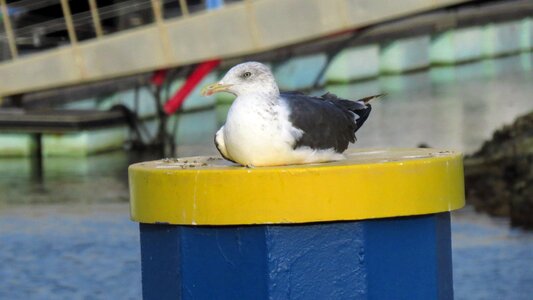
left=281, top=92, right=377, bottom=152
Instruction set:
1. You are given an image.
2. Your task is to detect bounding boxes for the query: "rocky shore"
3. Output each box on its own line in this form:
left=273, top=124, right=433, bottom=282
left=465, top=111, right=533, bottom=228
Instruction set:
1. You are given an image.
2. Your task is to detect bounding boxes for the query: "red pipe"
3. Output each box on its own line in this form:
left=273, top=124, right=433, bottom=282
left=163, top=59, right=221, bottom=115
left=151, top=69, right=168, bottom=87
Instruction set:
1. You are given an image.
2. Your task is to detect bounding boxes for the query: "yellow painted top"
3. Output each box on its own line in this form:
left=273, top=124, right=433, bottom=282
left=129, top=148, right=465, bottom=225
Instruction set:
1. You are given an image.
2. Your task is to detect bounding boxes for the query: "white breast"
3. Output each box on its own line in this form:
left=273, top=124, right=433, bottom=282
left=222, top=95, right=344, bottom=166
left=222, top=95, right=291, bottom=166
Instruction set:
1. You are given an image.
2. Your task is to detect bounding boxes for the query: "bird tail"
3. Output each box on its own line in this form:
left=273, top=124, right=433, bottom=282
left=321, top=92, right=383, bottom=133
left=353, top=105, right=371, bottom=134
left=356, top=93, right=385, bottom=104
left=352, top=94, right=385, bottom=133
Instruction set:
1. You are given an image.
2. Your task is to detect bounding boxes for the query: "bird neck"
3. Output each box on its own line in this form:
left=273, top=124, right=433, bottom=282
left=237, top=88, right=279, bottom=104
left=261, top=89, right=280, bottom=103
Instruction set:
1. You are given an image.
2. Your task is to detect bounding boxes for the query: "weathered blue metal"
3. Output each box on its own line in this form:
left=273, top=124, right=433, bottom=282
left=140, top=213, right=453, bottom=299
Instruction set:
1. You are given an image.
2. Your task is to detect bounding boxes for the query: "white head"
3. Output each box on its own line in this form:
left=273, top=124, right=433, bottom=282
left=201, top=62, right=279, bottom=97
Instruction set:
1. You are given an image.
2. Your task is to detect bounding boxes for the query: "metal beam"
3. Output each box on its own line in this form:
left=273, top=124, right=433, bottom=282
left=88, top=0, right=104, bottom=38
left=151, top=0, right=173, bottom=64
left=178, top=0, right=189, bottom=17
left=60, top=0, right=78, bottom=45
left=0, top=0, right=18, bottom=58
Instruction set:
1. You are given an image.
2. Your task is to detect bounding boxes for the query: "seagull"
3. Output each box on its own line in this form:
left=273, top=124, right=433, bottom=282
left=201, top=62, right=380, bottom=167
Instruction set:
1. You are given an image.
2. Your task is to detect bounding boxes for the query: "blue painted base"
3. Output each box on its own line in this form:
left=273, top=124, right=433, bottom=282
left=140, top=213, right=453, bottom=299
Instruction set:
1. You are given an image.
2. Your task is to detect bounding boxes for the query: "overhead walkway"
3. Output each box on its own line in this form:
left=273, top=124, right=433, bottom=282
left=0, top=0, right=471, bottom=98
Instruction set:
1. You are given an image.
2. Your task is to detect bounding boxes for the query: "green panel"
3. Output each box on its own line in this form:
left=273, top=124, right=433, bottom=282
left=42, top=127, right=127, bottom=157
left=274, top=54, right=327, bottom=90
left=324, top=44, right=380, bottom=83
left=430, top=27, right=484, bottom=65
left=380, top=36, right=430, bottom=74
left=484, top=21, right=523, bottom=57
left=0, top=134, right=36, bottom=157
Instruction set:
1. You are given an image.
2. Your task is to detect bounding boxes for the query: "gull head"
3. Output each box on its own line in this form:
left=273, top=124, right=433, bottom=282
left=201, top=62, right=279, bottom=97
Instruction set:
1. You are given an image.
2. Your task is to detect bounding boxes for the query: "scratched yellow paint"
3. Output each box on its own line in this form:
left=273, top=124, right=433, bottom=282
left=129, top=148, right=465, bottom=225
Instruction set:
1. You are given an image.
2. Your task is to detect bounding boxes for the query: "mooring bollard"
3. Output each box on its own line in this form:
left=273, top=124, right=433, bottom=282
left=129, top=148, right=464, bottom=299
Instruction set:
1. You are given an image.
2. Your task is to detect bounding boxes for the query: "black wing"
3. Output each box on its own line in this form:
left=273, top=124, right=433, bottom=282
left=281, top=92, right=378, bottom=152
left=321, top=92, right=379, bottom=131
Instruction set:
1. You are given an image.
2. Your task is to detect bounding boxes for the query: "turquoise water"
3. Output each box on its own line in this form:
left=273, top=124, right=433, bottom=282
left=1, top=53, right=533, bottom=299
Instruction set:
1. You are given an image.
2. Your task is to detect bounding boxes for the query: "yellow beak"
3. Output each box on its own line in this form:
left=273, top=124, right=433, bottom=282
left=201, top=83, right=233, bottom=96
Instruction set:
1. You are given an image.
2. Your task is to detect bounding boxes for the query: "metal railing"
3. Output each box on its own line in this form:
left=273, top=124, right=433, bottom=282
left=0, top=0, right=238, bottom=62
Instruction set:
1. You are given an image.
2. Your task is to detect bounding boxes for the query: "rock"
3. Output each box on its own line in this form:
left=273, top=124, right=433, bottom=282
left=464, top=111, right=533, bottom=228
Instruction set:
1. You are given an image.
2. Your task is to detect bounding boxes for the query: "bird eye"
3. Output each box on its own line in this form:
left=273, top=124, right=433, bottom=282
left=241, top=71, right=252, bottom=79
